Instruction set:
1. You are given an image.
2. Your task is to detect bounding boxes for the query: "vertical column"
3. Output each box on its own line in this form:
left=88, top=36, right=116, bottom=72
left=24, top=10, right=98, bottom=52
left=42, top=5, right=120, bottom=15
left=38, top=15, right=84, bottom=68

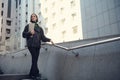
left=33, top=0, right=35, bottom=13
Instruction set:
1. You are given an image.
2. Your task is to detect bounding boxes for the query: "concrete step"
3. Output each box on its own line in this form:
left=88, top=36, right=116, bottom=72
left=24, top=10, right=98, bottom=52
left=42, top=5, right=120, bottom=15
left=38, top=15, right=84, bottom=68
left=0, top=74, right=29, bottom=80
left=0, top=74, right=47, bottom=80
left=21, top=77, right=47, bottom=80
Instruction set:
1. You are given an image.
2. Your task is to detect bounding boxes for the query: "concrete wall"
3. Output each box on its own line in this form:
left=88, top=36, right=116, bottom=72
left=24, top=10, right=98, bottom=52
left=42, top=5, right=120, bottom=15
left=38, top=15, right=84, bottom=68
left=80, top=0, right=120, bottom=39
left=0, top=37, right=120, bottom=80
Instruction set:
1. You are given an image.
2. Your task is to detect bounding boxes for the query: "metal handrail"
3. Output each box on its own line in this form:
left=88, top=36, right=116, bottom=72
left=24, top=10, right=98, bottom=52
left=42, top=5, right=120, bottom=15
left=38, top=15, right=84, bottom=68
left=68, top=36, right=120, bottom=50
left=50, top=36, right=120, bottom=51
left=53, top=44, right=69, bottom=50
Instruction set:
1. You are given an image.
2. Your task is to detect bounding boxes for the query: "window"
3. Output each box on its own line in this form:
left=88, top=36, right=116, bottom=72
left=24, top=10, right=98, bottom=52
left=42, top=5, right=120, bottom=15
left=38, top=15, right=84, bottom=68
left=19, top=13, right=21, bottom=16
left=70, top=0, right=75, bottom=7
left=0, top=36, right=2, bottom=41
left=16, top=0, right=18, bottom=8
left=52, top=2, right=55, bottom=7
left=19, top=0, right=21, bottom=5
left=6, top=46, right=10, bottom=51
left=26, top=4, right=28, bottom=7
left=72, top=26, right=78, bottom=34
left=1, top=19, right=3, bottom=24
left=1, top=11, right=3, bottom=16
left=45, top=8, right=47, bottom=13
left=1, top=28, right=2, bottom=33
left=61, top=18, right=65, bottom=24
left=26, top=12, right=28, bottom=15
left=52, top=12, right=56, bottom=18
left=15, top=28, right=17, bottom=32
left=2, top=3, right=4, bottom=8
left=6, top=29, right=11, bottom=34
left=38, top=3, right=41, bottom=8
left=60, top=7, right=64, bottom=13
left=19, top=6, right=21, bottom=9
left=45, top=18, right=48, bottom=24
left=72, top=13, right=76, bottom=19
left=7, top=0, right=11, bottom=18
left=25, top=20, right=28, bottom=23
left=52, top=23, right=56, bottom=29
left=6, top=20, right=11, bottom=26
left=19, top=27, right=20, bottom=30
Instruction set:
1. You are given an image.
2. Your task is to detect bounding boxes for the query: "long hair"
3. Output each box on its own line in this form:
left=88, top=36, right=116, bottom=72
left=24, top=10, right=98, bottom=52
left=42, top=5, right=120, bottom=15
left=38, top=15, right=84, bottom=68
left=30, top=13, right=38, bottom=22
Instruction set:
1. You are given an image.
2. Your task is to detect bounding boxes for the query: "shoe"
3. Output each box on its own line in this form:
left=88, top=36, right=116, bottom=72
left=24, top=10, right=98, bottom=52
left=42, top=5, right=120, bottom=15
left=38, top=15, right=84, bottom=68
left=36, top=73, right=41, bottom=77
left=28, top=75, right=36, bottom=79
left=36, top=77, right=41, bottom=80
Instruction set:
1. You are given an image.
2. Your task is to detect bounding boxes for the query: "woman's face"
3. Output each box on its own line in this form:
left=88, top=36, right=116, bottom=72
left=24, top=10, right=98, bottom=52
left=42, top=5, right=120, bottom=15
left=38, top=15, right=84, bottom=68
left=31, top=14, right=37, bottom=22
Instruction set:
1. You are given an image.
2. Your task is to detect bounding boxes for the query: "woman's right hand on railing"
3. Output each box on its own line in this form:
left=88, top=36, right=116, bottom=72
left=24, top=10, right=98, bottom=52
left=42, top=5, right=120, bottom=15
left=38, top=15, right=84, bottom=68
left=50, top=40, right=55, bottom=45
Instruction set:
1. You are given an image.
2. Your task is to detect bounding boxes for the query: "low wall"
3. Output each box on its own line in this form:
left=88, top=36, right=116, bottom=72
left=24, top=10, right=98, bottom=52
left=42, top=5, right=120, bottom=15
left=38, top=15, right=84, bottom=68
left=0, top=37, right=120, bottom=80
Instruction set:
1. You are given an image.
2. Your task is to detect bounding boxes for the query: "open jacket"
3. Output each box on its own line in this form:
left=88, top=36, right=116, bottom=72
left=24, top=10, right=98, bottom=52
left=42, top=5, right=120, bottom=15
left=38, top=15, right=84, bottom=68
left=22, top=23, right=51, bottom=47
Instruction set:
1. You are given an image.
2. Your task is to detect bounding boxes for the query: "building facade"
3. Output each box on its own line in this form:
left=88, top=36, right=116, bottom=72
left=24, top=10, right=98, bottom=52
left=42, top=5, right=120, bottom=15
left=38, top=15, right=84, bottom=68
left=0, top=0, right=42, bottom=53
left=40, top=0, right=83, bottom=43
left=80, top=0, right=120, bottom=39
left=0, top=0, right=16, bottom=52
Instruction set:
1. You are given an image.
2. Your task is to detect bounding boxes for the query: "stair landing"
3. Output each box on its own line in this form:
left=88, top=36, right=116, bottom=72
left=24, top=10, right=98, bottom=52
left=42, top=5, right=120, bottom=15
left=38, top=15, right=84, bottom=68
left=0, top=74, right=47, bottom=80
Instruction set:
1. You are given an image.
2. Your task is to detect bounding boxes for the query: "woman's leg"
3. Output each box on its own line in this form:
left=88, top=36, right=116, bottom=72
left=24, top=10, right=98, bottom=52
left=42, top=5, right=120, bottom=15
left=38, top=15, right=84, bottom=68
left=28, top=47, right=40, bottom=77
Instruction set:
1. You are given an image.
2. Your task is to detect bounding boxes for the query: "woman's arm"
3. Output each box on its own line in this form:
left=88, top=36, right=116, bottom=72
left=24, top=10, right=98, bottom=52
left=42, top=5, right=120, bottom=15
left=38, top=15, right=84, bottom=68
left=40, top=27, right=51, bottom=42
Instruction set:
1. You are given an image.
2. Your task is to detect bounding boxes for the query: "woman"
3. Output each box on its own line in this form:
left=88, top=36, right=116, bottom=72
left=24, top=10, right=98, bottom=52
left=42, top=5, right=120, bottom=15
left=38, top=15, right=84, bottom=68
left=22, top=13, right=54, bottom=79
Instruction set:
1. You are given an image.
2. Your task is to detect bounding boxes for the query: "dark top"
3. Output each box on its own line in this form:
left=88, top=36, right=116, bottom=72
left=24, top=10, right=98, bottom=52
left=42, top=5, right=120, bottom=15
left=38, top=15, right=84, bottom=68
left=22, top=23, right=51, bottom=48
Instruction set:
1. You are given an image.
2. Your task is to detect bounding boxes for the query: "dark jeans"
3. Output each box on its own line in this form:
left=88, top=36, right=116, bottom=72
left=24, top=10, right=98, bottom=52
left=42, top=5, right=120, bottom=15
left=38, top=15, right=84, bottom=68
left=28, top=47, right=40, bottom=77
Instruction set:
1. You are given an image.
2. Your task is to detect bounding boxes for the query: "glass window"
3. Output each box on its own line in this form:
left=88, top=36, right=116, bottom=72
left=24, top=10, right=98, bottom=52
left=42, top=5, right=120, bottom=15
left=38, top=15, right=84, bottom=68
left=26, top=12, right=28, bottom=15
left=71, top=13, right=76, bottom=19
left=45, top=18, right=48, bottom=24
left=26, top=4, right=28, bottom=7
left=61, top=18, right=65, bottom=24
left=60, top=7, right=64, bottom=13
left=52, top=12, right=56, bottom=18
left=72, top=26, right=78, bottom=34
left=1, top=19, right=3, bottom=24
left=45, top=8, right=47, bottom=13
left=7, top=0, right=11, bottom=18
left=2, top=3, right=4, bottom=8
left=70, top=0, right=75, bottom=7
left=19, top=0, right=21, bottom=5
left=1, top=11, right=3, bottom=16
left=52, top=2, right=55, bottom=7
left=6, top=29, right=11, bottom=34
left=52, top=23, right=56, bottom=29
left=16, top=0, right=18, bottom=8
left=6, top=20, right=11, bottom=26
left=6, top=46, right=10, bottom=51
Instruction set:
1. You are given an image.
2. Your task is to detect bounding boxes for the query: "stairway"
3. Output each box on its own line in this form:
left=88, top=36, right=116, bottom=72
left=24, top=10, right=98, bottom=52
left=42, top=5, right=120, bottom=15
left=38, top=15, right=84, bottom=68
left=0, top=74, right=47, bottom=80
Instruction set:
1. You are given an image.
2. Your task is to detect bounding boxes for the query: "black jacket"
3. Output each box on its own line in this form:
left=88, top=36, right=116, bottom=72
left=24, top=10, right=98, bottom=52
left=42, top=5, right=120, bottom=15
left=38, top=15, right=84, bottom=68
left=22, top=23, right=51, bottom=47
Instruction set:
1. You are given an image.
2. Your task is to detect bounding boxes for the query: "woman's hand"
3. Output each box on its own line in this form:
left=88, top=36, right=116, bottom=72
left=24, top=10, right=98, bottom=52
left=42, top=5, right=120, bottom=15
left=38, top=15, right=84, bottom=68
left=30, top=30, right=35, bottom=35
left=50, top=40, right=55, bottom=45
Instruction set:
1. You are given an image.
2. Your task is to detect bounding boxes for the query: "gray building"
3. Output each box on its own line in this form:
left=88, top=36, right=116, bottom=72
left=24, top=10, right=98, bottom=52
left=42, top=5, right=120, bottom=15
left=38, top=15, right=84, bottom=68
left=0, top=0, right=17, bottom=52
left=80, top=0, right=120, bottom=39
